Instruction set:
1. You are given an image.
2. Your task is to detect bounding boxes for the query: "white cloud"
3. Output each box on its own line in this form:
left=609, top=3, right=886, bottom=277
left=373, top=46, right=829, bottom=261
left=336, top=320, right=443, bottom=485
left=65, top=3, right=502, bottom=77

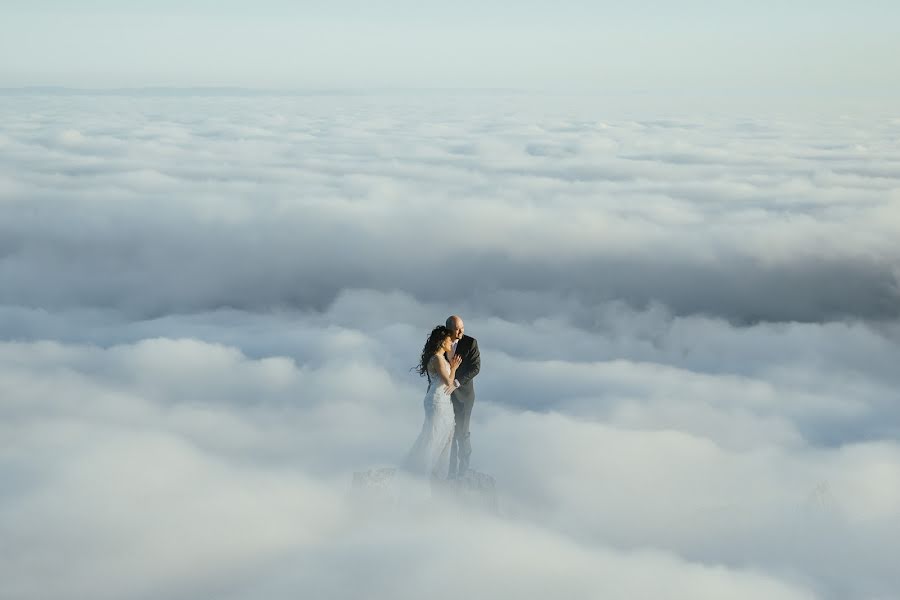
left=1, top=94, right=898, bottom=322
left=1, top=92, right=898, bottom=598
left=0, top=338, right=832, bottom=600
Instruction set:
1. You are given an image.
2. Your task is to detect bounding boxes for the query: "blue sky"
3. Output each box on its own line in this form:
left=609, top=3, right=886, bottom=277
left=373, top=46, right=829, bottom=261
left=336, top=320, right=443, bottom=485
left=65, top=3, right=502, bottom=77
left=2, top=0, right=898, bottom=91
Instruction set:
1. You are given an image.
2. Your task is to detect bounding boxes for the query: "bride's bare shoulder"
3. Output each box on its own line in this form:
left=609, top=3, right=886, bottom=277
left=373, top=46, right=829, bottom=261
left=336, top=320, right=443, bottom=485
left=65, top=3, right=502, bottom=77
left=427, top=353, right=446, bottom=371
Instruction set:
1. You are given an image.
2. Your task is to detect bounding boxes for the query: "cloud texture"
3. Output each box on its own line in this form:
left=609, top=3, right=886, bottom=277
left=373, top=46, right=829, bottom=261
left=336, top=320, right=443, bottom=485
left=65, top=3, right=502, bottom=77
left=0, top=92, right=898, bottom=599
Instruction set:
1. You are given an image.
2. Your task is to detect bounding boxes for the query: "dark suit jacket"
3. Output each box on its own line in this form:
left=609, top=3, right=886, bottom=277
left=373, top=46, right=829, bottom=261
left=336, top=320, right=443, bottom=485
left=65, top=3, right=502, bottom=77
left=449, top=335, right=480, bottom=406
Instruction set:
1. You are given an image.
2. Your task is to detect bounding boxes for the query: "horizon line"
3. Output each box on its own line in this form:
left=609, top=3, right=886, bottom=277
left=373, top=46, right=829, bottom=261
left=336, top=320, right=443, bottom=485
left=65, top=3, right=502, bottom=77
left=3, top=84, right=899, bottom=95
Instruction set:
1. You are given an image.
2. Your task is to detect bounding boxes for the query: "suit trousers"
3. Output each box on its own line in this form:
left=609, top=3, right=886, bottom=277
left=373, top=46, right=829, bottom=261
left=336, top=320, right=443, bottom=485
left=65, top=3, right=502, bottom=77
left=449, top=393, right=473, bottom=475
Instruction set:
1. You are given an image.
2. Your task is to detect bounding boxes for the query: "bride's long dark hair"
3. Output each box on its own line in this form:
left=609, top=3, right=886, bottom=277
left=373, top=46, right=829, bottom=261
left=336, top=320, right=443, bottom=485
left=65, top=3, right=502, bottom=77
left=416, top=325, right=451, bottom=381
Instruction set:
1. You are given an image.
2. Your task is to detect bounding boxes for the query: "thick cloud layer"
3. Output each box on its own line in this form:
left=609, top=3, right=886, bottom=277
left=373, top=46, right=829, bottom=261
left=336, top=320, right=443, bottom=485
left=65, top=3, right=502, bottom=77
left=1, top=93, right=897, bottom=322
left=1, top=92, right=898, bottom=599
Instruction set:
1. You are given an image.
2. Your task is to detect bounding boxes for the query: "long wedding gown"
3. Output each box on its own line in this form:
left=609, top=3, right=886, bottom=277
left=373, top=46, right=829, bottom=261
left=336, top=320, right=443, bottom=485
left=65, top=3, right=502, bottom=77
left=403, top=359, right=456, bottom=480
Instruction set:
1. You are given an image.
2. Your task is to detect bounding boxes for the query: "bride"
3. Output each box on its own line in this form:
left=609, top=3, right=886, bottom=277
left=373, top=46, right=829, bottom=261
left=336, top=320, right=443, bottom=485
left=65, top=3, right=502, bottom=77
left=403, top=325, right=463, bottom=480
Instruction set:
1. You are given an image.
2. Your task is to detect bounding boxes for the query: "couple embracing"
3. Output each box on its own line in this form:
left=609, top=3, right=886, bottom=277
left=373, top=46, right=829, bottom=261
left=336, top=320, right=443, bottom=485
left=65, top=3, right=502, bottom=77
left=404, top=315, right=481, bottom=480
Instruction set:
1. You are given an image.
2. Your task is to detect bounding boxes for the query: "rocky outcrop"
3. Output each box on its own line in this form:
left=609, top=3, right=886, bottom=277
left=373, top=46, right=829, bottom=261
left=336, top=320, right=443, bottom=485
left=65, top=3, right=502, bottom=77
left=351, top=467, right=400, bottom=508
left=351, top=467, right=500, bottom=515
left=444, top=469, right=499, bottom=514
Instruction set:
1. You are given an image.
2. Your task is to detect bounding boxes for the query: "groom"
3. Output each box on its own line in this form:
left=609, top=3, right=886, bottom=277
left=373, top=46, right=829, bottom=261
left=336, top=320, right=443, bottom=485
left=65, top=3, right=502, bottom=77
left=445, top=315, right=481, bottom=477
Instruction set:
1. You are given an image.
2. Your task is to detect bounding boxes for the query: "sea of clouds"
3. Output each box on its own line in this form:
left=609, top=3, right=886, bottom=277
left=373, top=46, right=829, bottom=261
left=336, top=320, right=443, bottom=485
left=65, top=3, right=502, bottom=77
left=1, top=91, right=898, bottom=599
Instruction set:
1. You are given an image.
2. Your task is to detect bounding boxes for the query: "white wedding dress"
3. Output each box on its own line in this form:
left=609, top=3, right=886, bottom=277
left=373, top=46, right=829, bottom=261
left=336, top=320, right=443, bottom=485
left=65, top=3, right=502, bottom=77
left=403, top=360, right=456, bottom=480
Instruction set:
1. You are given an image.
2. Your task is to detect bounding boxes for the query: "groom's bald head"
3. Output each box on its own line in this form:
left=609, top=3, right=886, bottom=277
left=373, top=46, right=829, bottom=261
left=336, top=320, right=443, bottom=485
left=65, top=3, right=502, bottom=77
left=446, top=315, right=464, bottom=340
